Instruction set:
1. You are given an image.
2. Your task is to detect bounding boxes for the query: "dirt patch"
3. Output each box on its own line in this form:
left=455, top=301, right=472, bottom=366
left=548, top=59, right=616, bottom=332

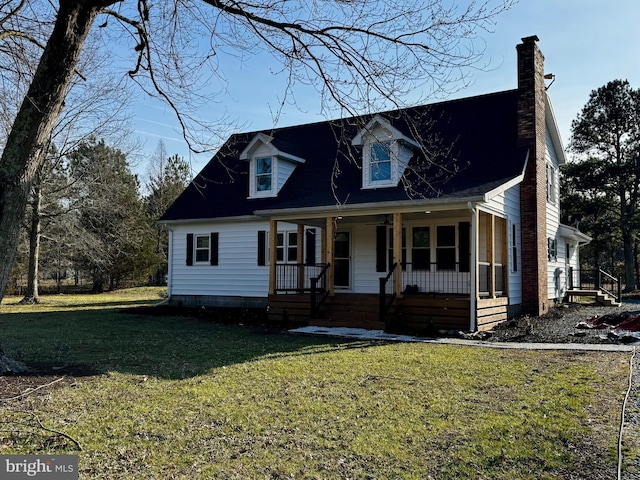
left=482, top=301, right=640, bottom=344
left=0, top=364, right=98, bottom=399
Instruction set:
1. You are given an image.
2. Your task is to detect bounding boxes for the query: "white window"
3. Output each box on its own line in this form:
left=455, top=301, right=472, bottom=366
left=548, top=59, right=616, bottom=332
left=547, top=163, right=556, bottom=204
left=548, top=237, right=557, bottom=262
left=370, top=141, right=392, bottom=182
left=195, top=235, right=210, bottom=263
left=511, top=223, right=518, bottom=272
left=255, top=156, right=273, bottom=195
left=277, top=231, right=298, bottom=263
left=352, top=115, right=418, bottom=190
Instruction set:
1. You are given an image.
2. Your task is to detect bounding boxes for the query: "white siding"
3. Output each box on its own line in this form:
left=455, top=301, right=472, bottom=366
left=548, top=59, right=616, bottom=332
left=277, top=159, right=296, bottom=193
left=504, top=185, right=522, bottom=305
left=545, top=128, right=563, bottom=301
left=168, top=220, right=316, bottom=298
left=481, top=183, right=522, bottom=306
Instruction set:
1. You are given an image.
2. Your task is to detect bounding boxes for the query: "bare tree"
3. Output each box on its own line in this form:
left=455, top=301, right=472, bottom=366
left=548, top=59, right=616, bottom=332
left=0, top=0, right=515, bottom=303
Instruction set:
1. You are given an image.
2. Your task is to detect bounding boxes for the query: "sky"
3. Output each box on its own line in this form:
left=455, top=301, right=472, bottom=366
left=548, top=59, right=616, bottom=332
left=131, top=0, right=640, bottom=175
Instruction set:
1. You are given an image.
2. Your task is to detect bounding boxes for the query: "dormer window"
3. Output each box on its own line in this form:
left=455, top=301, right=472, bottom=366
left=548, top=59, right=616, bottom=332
left=370, top=141, right=392, bottom=182
left=255, top=157, right=273, bottom=193
left=352, top=114, right=420, bottom=190
left=240, top=133, right=306, bottom=199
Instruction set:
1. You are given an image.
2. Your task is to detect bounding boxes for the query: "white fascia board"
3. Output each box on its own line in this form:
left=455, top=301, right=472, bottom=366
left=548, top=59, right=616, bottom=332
left=558, top=224, right=592, bottom=245
left=240, top=133, right=272, bottom=160
left=240, top=132, right=306, bottom=163
left=159, top=215, right=262, bottom=226
left=545, top=94, right=567, bottom=165
left=254, top=196, right=484, bottom=220
left=351, top=114, right=420, bottom=148
left=483, top=150, right=529, bottom=202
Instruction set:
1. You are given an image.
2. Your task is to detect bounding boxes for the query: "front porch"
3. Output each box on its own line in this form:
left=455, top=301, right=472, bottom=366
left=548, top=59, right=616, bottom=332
left=265, top=207, right=511, bottom=333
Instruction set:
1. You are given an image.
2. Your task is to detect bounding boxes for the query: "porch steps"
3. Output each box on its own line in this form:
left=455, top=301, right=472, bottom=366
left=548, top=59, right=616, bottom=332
left=268, top=293, right=313, bottom=326
left=566, top=290, right=621, bottom=307
left=310, top=294, right=386, bottom=331
left=389, top=295, right=470, bottom=335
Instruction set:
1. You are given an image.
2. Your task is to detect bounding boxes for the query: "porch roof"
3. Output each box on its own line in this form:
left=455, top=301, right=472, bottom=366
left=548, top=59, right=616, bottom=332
left=161, top=90, right=528, bottom=223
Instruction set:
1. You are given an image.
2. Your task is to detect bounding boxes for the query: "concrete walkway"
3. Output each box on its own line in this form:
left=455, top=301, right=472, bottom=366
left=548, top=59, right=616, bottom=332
left=289, top=326, right=636, bottom=352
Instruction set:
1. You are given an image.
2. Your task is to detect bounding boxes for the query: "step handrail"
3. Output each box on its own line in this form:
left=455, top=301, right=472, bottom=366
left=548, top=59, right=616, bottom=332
left=310, top=263, right=331, bottom=319
left=379, top=262, right=398, bottom=324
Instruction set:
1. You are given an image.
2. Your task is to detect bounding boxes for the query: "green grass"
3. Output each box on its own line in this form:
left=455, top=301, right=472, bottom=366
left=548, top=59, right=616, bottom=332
left=0, top=288, right=632, bottom=478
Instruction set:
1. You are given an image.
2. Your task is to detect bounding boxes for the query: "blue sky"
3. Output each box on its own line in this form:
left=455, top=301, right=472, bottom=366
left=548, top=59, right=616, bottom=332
left=132, top=0, right=640, bottom=173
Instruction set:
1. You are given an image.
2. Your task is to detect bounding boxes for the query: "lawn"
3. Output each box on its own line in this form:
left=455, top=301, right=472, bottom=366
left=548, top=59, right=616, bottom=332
left=0, top=288, right=632, bottom=479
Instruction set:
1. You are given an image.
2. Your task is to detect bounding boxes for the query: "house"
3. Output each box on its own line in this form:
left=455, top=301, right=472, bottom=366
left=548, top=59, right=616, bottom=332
left=160, top=36, right=592, bottom=334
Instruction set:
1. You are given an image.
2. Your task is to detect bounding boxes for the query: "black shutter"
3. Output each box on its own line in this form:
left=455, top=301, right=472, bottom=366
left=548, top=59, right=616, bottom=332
left=257, top=230, right=266, bottom=266
left=186, top=233, right=194, bottom=266
left=458, top=222, right=470, bottom=272
left=210, top=232, right=219, bottom=266
left=305, top=228, right=316, bottom=265
left=376, top=226, right=387, bottom=272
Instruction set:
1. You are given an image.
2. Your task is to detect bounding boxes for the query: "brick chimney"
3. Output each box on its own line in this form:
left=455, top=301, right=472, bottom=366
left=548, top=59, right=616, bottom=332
left=517, top=35, right=548, bottom=316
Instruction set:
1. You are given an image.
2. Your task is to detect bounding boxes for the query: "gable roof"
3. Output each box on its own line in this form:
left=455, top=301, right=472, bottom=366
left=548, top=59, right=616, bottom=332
left=161, top=89, right=529, bottom=222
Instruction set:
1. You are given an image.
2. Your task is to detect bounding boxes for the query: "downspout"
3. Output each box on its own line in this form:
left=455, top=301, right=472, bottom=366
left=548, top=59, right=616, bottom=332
left=468, top=202, right=478, bottom=332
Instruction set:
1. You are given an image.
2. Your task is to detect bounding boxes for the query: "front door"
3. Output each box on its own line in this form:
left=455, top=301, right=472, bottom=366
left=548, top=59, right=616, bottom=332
left=334, top=231, right=351, bottom=289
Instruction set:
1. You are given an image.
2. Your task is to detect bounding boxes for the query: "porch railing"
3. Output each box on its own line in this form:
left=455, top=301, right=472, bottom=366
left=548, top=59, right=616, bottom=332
left=400, top=262, right=474, bottom=296
left=275, top=263, right=329, bottom=293
left=310, top=263, right=330, bottom=319
left=379, top=262, right=398, bottom=324
left=568, top=268, right=621, bottom=302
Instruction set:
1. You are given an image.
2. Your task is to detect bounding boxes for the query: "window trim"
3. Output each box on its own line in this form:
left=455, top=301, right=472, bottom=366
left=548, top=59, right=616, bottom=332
left=363, top=139, right=398, bottom=189
left=511, top=223, right=518, bottom=272
left=250, top=155, right=277, bottom=198
left=546, top=162, right=557, bottom=205
left=186, top=232, right=218, bottom=266
left=276, top=231, right=299, bottom=264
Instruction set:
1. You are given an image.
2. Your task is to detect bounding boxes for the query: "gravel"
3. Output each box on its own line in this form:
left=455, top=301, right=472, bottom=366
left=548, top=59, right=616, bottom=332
left=483, top=300, right=640, bottom=345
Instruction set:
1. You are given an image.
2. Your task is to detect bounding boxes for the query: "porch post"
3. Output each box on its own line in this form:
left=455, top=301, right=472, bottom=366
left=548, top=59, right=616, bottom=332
left=393, top=212, right=403, bottom=297
left=501, top=217, right=509, bottom=297
left=470, top=206, right=479, bottom=331
left=297, top=224, right=305, bottom=291
left=487, top=214, right=495, bottom=298
left=268, top=219, right=278, bottom=295
left=326, top=216, right=335, bottom=296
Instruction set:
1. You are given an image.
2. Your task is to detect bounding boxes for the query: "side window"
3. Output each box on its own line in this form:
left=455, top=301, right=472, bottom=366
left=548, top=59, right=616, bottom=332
left=511, top=223, right=518, bottom=272
left=276, top=232, right=298, bottom=263
left=546, top=163, right=557, bottom=204
left=187, top=233, right=218, bottom=266
left=547, top=237, right=557, bottom=262
left=195, top=235, right=210, bottom=263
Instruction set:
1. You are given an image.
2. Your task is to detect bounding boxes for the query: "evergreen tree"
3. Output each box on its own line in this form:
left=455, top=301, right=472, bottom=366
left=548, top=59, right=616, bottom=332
left=144, top=141, right=191, bottom=284
left=68, top=138, right=155, bottom=291
left=565, top=79, right=640, bottom=290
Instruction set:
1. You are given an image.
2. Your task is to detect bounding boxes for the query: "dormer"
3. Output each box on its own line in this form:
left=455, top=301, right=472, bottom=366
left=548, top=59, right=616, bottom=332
left=352, top=114, right=419, bottom=189
left=240, top=133, right=306, bottom=198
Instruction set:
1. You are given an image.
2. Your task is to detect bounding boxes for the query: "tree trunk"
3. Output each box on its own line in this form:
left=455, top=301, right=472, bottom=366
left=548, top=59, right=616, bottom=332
left=623, top=232, right=636, bottom=292
left=21, top=173, right=42, bottom=304
left=0, top=0, right=104, bottom=303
